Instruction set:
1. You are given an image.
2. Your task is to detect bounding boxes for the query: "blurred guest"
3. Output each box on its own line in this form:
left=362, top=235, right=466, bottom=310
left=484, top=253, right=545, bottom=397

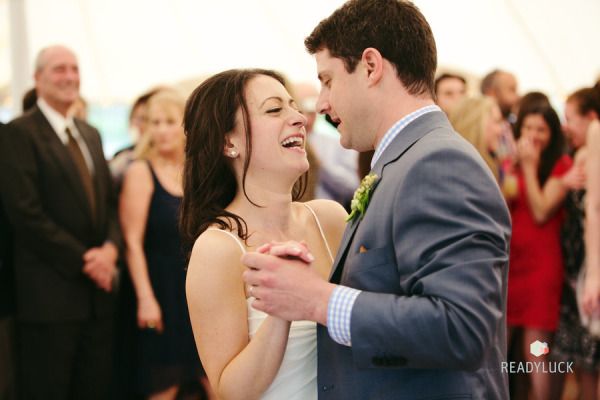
left=111, top=89, right=161, bottom=399
left=481, top=69, right=521, bottom=190
left=515, top=91, right=550, bottom=117
left=508, top=99, right=575, bottom=400
left=449, top=97, right=504, bottom=181
left=120, top=89, right=208, bottom=399
left=434, top=73, right=467, bottom=115
left=583, top=118, right=600, bottom=315
left=0, top=45, right=120, bottom=399
left=289, top=83, right=320, bottom=201
left=110, top=89, right=160, bottom=192
left=481, top=69, right=520, bottom=122
left=68, top=96, right=88, bottom=120
left=0, top=122, right=16, bottom=400
left=293, top=83, right=359, bottom=209
left=553, top=83, right=600, bottom=400
left=21, top=88, right=37, bottom=113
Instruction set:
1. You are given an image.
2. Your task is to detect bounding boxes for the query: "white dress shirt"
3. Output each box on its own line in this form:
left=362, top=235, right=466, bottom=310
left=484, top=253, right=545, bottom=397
left=37, top=98, right=95, bottom=173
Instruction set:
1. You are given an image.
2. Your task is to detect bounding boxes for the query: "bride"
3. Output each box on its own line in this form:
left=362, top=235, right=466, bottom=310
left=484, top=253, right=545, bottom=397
left=180, top=69, right=347, bottom=400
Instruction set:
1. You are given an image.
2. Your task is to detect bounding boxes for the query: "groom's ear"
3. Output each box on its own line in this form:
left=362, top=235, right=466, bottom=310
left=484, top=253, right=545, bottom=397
left=361, top=48, right=384, bottom=87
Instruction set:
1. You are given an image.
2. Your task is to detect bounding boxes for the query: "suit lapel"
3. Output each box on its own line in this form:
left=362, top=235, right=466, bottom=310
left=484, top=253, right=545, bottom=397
left=328, top=214, right=361, bottom=281
left=33, top=108, right=94, bottom=221
left=328, top=111, right=451, bottom=282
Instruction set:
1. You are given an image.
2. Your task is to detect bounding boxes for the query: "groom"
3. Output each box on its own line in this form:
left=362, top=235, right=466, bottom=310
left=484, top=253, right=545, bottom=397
left=243, top=0, right=511, bottom=398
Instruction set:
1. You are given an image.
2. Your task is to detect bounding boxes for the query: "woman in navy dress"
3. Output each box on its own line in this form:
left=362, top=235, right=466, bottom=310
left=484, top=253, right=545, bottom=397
left=120, top=89, right=210, bottom=399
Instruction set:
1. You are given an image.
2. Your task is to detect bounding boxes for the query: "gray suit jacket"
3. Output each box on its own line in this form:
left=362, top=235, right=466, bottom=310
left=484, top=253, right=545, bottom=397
left=317, top=111, right=511, bottom=399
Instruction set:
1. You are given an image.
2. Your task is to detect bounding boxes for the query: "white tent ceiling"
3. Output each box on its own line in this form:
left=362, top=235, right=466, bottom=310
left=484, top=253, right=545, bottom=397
left=2, top=0, right=599, bottom=111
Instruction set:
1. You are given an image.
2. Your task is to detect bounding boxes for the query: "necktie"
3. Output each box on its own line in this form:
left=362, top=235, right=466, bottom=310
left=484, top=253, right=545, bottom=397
left=65, top=127, right=96, bottom=218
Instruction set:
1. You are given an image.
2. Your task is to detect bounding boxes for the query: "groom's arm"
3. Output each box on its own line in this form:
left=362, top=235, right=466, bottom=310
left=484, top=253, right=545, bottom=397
left=349, top=143, right=511, bottom=371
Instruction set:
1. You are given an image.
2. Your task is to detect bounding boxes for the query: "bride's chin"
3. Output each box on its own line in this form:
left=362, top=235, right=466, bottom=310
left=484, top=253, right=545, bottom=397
left=285, top=160, right=310, bottom=177
left=300, top=162, right=310, bottom=174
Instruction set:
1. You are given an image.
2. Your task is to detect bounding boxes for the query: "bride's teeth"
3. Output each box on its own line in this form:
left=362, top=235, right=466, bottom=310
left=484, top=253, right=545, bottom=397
left=281, top=137, right=304, bottom=147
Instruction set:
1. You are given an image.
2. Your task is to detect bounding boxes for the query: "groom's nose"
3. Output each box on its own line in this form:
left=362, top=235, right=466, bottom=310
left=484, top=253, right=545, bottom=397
left=316, top=90, right=330, bottom=115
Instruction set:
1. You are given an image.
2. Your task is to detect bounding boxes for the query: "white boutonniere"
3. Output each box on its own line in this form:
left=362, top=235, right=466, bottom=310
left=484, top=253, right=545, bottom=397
left=347, top=173, right=379, bottom=222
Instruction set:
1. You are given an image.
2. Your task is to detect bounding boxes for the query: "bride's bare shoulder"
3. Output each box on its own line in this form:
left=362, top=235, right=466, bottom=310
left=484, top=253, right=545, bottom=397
left=188, top=228, right=246, bottom=279
left=301, top=200, right=348, bottom=252
left=303, top=199, right=347, bottom=229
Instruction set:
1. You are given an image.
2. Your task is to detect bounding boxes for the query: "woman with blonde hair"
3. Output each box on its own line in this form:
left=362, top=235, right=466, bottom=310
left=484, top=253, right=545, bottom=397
left=120, top=89, right=209, bottom=399
left=449, top=96, right=504, bottom=181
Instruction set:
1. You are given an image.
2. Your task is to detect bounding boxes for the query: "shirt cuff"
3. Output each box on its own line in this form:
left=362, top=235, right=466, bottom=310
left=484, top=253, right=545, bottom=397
left=327, top=285, right=361, bottom=346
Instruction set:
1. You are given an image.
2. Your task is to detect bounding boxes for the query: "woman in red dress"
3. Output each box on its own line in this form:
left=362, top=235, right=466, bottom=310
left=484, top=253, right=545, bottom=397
left=507, top=98, right=580, bottom=399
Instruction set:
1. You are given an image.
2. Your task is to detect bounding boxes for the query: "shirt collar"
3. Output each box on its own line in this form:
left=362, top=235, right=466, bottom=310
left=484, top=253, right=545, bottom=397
left=371, top=104, right=441, bottom=169
left=37, top=98, right=77, bottom=145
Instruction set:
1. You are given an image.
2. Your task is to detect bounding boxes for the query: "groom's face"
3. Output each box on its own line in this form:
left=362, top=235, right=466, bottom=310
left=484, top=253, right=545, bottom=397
left=315, top=49, right=373, bottom=152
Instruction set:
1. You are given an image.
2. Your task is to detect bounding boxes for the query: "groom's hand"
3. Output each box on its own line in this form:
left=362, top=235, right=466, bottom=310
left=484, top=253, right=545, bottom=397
left=242, top=243, right=335, bottom=325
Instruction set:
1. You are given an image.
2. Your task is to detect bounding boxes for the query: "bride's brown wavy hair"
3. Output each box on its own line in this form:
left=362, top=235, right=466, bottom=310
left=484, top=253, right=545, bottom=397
left=179, top=69, right=307, bottom=248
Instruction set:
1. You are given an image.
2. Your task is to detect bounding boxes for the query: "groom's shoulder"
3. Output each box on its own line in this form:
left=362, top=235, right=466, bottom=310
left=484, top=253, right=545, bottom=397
left=398, top=124, right=484, bottom=169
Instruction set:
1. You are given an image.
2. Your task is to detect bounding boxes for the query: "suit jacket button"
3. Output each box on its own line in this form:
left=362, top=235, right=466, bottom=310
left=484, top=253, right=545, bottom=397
left=321, top=385, right=334, bottom=392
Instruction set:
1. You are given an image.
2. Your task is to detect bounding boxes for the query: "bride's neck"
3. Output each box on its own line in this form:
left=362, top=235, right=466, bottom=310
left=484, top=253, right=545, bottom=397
left=228, top=183, right=295, bottom=237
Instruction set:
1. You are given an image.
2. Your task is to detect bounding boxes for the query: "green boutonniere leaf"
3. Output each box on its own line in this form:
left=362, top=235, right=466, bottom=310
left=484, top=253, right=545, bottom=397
left=347, top=173, right=379, bottom=222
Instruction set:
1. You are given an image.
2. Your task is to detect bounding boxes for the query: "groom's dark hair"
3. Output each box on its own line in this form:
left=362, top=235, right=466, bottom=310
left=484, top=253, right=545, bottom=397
left=305, top=0, right=437, bottom=98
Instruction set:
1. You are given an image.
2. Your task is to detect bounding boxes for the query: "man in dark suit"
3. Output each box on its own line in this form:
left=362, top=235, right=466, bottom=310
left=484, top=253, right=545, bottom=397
left=0, top=45, right=120, bottom=399
left=242, top=1, right=511, bottom=398
left=0, top=122, right=17, bottom=400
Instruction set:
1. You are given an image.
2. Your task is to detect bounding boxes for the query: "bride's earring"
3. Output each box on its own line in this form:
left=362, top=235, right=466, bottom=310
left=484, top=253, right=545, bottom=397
left=228, top=149, right=238, bottom=158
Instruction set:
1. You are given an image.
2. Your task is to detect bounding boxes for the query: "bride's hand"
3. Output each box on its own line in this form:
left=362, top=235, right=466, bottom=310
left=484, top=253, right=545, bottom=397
left=256, top=240, right=314, bottom=264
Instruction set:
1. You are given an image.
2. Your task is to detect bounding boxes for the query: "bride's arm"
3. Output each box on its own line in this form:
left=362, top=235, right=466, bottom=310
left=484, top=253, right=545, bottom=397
left=186, top=230, right=291, bottom=400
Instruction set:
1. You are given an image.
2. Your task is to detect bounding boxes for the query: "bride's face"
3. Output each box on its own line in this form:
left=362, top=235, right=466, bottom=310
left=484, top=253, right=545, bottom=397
left=231, top=75, right=309, bottom=178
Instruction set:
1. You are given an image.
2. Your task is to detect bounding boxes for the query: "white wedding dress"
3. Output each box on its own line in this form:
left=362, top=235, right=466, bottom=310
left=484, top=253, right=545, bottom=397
left=208, top=204, right=333, bottom=400
left=246, top=301, right=318, bottom=399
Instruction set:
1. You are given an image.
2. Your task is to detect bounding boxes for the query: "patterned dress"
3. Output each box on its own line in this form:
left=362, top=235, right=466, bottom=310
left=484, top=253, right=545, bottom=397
left=553, top=189, right=600, bottom=370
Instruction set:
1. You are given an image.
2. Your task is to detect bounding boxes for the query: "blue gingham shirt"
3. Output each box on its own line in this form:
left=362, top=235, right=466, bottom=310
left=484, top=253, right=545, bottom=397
left=327, top=104, right=441, bottom=346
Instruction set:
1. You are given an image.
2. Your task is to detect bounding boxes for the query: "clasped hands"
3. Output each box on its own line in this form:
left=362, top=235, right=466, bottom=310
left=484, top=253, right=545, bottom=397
left=242, top=240, right=334, bottom=325
left=82, top=242, right=118, bottom=292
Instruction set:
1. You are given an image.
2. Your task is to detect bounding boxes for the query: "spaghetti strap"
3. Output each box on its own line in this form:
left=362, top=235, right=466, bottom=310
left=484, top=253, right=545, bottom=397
left=206, top=228, right=247, bottom=254
left=145, top=160, right=180, bottom=198
left=302, top=204, right=334, bottom=263
left=146, top=160, right=160, bottom=186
